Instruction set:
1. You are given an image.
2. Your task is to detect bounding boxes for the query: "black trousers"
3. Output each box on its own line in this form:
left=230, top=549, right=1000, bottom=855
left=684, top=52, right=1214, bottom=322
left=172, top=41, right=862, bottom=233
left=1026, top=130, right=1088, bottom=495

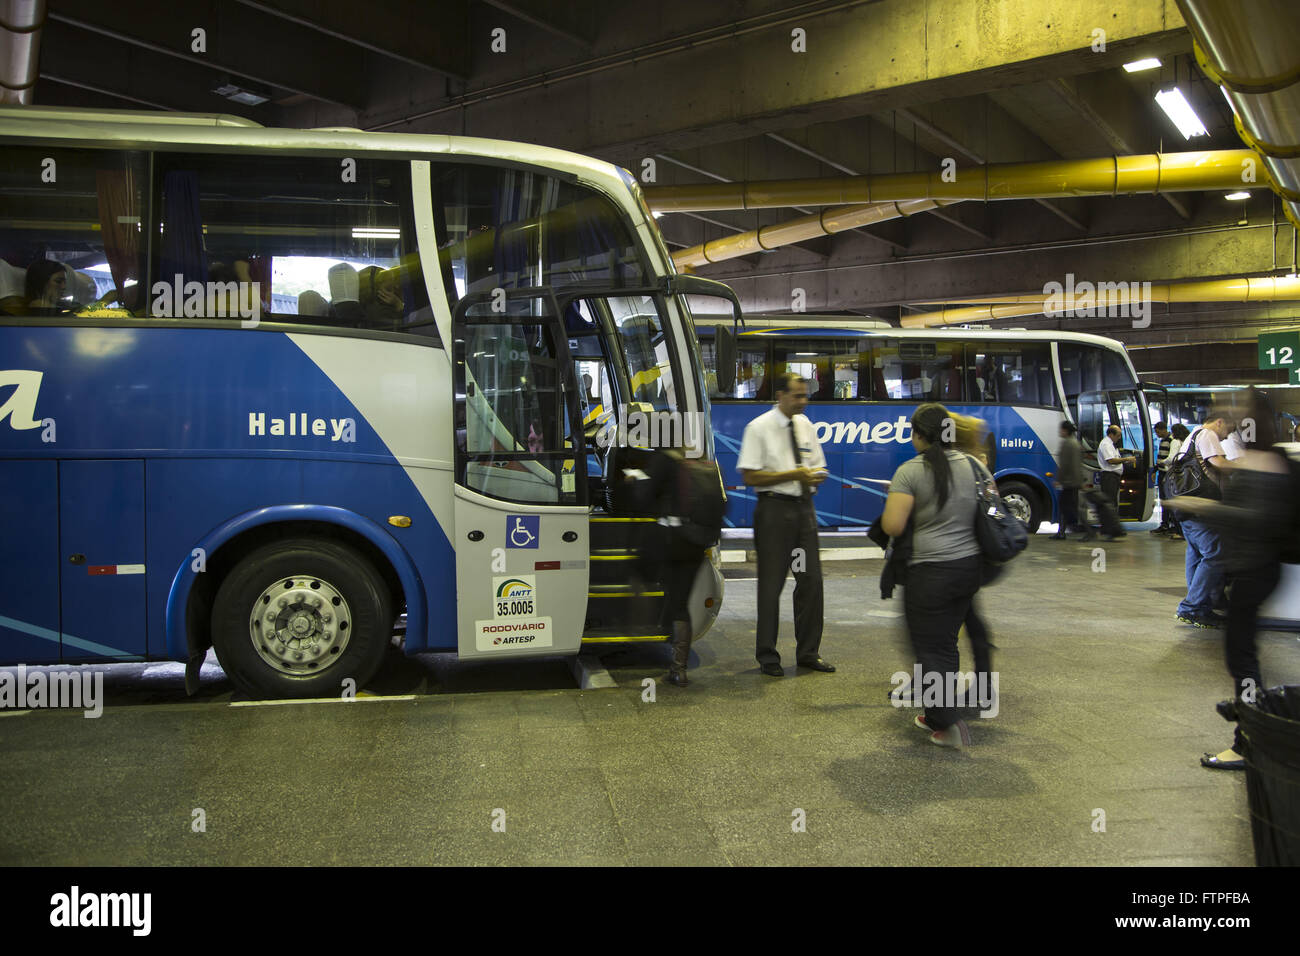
left=641, top=525, right=706, bottom=627
left=1082, top=486, right=1124, bottom=536
left=1059, top=486, right=1082, bottom=531
left=964, top=599, right=994, bottom=694
left=754, top=495, right=823, bottom=665
left=1225, top=562, right=1280, bottom=751
left=1098, top=471, right=1121, bottom=511
left=903, top=554, right=982, bottom=730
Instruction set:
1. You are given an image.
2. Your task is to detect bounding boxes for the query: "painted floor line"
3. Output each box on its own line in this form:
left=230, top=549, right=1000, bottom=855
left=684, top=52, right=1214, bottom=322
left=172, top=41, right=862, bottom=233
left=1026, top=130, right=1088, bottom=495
left=230, top=694, right=417, bottom=707
left=0, top=710, right=32, bottom=717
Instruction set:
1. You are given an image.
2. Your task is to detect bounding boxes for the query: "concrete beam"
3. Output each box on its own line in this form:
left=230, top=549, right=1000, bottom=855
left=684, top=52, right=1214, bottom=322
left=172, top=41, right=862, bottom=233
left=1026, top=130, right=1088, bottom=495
left=39, top=20, right=273, bottom=119
left=347, top=0, right=1191, bottom=153
left=481, top=0, right=594, bottom=49
left=49, top=0, right=369, bottom=110
left=708, top=220, right=1291, bottom=315
left=235, top=0, right=470, bottom=77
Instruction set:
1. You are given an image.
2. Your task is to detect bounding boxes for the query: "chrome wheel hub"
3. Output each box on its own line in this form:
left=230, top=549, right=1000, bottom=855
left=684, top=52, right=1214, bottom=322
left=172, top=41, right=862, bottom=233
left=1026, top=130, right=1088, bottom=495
left=248, top=575, right=352, bottom=676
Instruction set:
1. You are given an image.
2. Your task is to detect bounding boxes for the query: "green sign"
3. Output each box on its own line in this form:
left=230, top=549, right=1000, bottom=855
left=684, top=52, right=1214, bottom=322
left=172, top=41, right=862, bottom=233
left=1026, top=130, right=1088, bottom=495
left=1258, top=330, right=1300, bottom=374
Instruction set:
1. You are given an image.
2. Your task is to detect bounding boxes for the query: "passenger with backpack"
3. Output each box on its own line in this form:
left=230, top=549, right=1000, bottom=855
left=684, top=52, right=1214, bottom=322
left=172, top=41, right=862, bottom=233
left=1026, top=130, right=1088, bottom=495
left=1167, top=389, right=1298, bottom=769
left=614, top=445, right=725, bottom=687
left=738, top=372, right=835, bottom=677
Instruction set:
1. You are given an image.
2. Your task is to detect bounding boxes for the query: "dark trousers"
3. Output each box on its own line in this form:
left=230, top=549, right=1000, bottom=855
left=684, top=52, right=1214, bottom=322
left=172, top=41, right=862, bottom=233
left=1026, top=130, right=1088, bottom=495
left=1082, top=486, right=1124, bottom=536
left=1225, top=562, right=1280, bottom=751
left=903, top=554, right=982, bottom=730
left=1098, top=471, right=1121, bottom=512
left=964, top=599, right=994, bottom=698
left=754, top=495, right=823, bottom=665
left=641, top=525, right=705, bottom=627
left=1059, top=486, right=1082, bottom=532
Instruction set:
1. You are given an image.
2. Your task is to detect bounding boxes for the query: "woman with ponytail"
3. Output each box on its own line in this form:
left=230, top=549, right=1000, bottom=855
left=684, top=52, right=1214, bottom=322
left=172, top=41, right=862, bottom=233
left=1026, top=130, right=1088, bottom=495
left=880, top=403, right=994, bottom=748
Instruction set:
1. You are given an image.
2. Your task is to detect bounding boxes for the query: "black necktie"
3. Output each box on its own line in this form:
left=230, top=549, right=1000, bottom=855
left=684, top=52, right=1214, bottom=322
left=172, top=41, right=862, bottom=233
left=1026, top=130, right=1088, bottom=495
left=788, top=420, right=808, bottom=499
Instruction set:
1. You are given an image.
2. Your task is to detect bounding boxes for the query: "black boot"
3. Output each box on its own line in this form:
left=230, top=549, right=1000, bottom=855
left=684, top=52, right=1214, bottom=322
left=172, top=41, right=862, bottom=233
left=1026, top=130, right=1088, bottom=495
left=666, top=620, right=692, bottom=686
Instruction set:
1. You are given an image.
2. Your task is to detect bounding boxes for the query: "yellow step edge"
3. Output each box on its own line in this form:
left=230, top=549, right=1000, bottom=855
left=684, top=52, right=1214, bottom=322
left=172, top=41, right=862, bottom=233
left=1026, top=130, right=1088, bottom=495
left=581, top=635, right=669, bottom=643
left=590, top=554, right=637, bottom=560
left=588, top=591, right=665, bottom=598
left=590, top=517, right=657, bottom=523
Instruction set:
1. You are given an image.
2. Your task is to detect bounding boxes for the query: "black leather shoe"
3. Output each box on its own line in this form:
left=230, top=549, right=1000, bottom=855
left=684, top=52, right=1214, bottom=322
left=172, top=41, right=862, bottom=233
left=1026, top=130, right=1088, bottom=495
left=797, top=658, right=836, bottom=672
left=759, top=663, right=784, bottom=677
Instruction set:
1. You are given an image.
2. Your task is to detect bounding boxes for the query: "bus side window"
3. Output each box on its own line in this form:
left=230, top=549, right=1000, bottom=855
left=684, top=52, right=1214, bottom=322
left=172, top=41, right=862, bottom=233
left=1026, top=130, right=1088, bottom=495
left=151, top=154, right=424, bottom=333
left=0, top=146, right=147, bottom=317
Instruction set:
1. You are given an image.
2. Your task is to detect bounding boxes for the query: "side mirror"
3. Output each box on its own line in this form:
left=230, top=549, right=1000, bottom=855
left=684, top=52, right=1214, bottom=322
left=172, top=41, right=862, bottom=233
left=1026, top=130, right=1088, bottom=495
left=714, top=324, right=737, bottom=395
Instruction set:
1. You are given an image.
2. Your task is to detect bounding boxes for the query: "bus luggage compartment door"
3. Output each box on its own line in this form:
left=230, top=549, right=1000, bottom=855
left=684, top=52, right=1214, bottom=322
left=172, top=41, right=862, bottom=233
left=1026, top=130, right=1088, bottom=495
left=58, top=459, right=147, bottom=661
left=0, top=461, right=61, bottom=664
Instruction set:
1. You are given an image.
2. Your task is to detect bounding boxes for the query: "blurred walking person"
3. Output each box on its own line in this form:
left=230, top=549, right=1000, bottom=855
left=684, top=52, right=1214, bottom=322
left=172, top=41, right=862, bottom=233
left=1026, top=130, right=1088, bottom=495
left=881, top=403, right=995, bottom=747
left=1168, top=390, right=1298, bottom=768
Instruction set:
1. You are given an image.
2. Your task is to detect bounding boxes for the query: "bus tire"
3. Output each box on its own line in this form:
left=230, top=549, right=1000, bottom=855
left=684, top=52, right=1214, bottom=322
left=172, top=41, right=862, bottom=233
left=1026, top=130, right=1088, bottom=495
left=997, top=480, right=1042, bottom=532
left=211, top=537, right=393, bottom=700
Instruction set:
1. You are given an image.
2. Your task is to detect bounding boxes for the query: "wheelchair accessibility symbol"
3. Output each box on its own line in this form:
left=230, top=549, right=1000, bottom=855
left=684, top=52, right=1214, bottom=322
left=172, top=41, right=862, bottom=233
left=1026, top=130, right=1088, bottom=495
left=507, top=514, right=540, bottom=549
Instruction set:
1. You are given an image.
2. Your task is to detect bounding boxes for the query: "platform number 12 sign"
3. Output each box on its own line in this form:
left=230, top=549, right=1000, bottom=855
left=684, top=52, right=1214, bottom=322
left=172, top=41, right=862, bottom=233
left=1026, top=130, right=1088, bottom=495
left=1259, top=331, right=1300, bottom=380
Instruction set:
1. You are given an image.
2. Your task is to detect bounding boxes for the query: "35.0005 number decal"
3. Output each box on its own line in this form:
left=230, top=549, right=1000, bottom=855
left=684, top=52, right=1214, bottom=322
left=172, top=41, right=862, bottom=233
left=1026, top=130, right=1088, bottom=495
left=496, top=599, right=534, bottom=616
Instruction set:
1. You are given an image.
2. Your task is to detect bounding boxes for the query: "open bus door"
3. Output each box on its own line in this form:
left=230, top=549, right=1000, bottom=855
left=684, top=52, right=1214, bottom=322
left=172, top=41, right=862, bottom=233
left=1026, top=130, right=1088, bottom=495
left=1078, top=389, right=1154, bottom=521
left=452, top=289, right=591, bottom=661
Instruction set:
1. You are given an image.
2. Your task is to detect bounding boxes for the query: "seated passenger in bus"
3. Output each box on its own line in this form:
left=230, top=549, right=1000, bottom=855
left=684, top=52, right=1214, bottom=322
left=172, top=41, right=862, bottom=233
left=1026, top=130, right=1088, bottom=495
left=24, top=258, right=70, bottom=315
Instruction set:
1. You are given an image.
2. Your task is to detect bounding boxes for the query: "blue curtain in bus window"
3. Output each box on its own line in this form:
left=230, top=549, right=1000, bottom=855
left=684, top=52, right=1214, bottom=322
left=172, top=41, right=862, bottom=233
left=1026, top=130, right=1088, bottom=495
left=158, top=171, right=207, bottom=291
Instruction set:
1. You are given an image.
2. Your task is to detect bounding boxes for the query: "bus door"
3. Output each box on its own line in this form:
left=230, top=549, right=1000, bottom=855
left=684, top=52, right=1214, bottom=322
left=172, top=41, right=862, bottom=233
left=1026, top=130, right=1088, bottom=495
left=452, top=290, right=590, bottom=660
left=1078, top=389, right=1152, bottom=521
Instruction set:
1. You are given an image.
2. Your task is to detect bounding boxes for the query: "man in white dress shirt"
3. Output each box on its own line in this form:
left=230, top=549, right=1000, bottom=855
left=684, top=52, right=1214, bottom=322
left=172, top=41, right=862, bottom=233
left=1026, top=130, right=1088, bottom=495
left=737, top=372, right=835, bottom=677
left=1095, top=425, right=1135, bottom=524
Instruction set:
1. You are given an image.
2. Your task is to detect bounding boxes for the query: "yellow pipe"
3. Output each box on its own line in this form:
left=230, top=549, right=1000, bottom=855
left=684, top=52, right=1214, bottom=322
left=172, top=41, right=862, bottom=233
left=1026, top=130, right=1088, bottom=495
left=900, top=276, right=1300, bottom=328
left=647, top=150, right=1258, bottom=213
left=672, top=198, right=956, bottom=269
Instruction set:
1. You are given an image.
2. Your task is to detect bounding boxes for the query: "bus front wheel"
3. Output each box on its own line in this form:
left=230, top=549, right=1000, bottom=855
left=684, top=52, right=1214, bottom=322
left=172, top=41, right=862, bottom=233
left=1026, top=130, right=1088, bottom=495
left=997, top=480, right=1042, bottom=532
left=211, top=537, right=393, bottom=699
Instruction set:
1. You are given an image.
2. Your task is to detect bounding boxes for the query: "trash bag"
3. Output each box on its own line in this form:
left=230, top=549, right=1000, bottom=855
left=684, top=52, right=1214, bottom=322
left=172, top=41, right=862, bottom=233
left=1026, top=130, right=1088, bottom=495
left=1238, top=684, right=1300, bottom=867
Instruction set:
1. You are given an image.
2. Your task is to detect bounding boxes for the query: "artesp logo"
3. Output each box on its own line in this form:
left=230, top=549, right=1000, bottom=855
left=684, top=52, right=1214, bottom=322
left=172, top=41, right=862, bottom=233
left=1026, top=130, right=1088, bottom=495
left=0, top=370, right=43, bottom=430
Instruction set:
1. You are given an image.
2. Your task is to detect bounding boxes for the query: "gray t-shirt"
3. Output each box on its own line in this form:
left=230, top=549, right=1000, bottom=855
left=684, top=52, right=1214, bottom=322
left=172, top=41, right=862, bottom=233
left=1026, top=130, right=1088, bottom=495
left=890, top=450, right=990, bottom=565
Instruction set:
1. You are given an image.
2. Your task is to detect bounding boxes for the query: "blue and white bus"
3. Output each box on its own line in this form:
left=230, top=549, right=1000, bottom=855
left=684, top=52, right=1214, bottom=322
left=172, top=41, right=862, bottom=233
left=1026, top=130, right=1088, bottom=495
left=0, top=106, right=737, bottom=698
left=695, top=318, right=1155, bottom=531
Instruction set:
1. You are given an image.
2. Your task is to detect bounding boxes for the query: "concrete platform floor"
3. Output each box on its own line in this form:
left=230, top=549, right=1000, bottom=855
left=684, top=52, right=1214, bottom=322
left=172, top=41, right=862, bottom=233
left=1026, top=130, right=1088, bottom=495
left=2, top=526, right=1298, bottom=866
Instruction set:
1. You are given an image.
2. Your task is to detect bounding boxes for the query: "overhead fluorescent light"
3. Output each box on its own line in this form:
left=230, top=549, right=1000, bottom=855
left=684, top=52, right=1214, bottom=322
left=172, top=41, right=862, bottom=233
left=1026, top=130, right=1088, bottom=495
left=1123, top=57, right=1162, bottom=72
left=351, top=228, right=400, bottom=239
left=1155, top=88, right=1208, bottom=139
left=1225, top=191, right=1251, bottom=201
left=212, top=78, right=271, bottom=107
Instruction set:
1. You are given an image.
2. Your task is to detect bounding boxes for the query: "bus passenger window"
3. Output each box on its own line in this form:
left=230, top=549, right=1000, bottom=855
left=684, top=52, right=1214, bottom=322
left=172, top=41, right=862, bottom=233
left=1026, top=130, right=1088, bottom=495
left=0, top=146, right=147, bottom=317
left=875, top=340, right=963, bottom=401
left=151, top=155, right=427, bottom=335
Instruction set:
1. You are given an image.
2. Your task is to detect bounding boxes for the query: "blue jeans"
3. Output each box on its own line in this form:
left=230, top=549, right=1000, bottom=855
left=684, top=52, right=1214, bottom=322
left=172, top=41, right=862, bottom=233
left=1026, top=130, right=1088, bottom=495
left=1177, top=518, right=1225, bottom=617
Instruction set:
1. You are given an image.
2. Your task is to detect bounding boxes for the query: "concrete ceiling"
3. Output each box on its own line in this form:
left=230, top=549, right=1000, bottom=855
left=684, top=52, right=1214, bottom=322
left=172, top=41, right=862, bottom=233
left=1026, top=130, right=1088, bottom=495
left=22, top=0, right=1300, bottom=385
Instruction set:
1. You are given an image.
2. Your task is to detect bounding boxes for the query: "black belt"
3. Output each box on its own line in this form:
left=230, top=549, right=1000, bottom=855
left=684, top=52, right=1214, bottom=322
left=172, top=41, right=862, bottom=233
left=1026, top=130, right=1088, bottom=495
left=759, top=491, right=805, bottom=502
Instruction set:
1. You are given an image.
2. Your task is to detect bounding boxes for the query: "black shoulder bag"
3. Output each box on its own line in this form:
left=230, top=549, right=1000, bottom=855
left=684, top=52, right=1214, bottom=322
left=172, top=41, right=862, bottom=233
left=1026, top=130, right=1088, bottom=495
left=969, top=456, right=1028, bottom=583
left=1160, top=427, right=1222, bottom=501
